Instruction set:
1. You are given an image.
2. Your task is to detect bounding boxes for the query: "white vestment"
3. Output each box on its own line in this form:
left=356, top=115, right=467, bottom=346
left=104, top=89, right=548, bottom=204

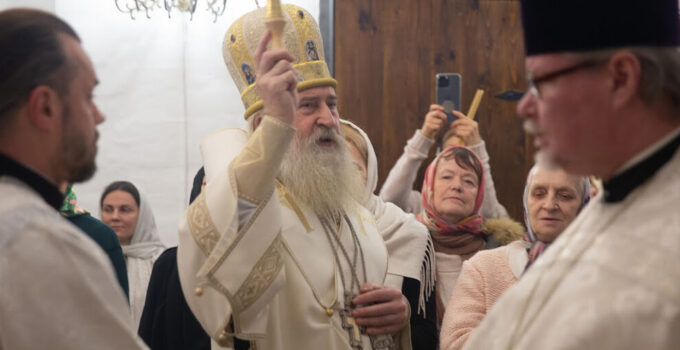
left=340, top=120, right=432, bottom=299
left=465, top=146, right=680, bottom=349
left=178, top=117, right=410, bottom=349
left=0, top=176, right=147, bottom=349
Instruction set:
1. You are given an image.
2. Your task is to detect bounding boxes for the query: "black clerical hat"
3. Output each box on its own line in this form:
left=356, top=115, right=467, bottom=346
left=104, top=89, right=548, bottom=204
left=521, top=0, right=680, bottom=56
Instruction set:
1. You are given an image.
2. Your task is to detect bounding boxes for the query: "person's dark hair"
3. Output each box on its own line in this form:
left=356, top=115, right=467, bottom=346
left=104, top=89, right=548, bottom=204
left=0, top=8, right=80, bottom=127
left=189, top=167, right=205, bottom=205
left=101, top=181, right=141, bottom=209
left=440, top=147, right=483, bottom=184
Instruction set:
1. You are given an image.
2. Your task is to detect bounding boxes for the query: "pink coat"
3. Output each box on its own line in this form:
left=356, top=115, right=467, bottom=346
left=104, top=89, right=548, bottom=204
left=440, top=240, right=528, bottom=350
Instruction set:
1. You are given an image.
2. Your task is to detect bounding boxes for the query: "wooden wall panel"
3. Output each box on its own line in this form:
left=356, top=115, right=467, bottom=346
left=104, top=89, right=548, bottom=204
left=335, top=0, right=533, bottom=222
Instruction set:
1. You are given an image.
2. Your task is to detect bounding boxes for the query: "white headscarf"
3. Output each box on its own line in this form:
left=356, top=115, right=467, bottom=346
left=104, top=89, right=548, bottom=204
left=120, top=190, right=165, bottom=329
left=522, top=164, right=591, bottom=243
left=341, top=119, right=435, bottom=315
left=121, top=191, right=165, bottom=259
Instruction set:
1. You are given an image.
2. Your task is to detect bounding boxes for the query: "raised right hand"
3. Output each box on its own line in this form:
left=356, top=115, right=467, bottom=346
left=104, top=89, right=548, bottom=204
left=254, top=31, right=298, bottom=124
left=420, top=104, right=447, bottom=140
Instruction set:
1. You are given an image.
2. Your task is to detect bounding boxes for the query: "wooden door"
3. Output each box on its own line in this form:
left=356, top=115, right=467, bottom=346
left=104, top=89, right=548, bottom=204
left=335, top=0, right=533, bottom=222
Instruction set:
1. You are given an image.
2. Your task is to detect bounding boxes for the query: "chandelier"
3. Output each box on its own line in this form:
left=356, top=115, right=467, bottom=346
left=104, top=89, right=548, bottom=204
left=116, top=0, right=227, bottom=21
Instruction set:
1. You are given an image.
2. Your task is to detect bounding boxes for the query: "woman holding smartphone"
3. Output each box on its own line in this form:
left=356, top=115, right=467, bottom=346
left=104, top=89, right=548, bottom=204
left=379, top=105, right=508, bottom=220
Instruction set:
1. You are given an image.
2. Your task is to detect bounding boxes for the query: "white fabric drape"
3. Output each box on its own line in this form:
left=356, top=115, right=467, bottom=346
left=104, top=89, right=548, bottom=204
left=121, top=191, right=165, bottom=330
left=341, top=119, right=434, bottom=315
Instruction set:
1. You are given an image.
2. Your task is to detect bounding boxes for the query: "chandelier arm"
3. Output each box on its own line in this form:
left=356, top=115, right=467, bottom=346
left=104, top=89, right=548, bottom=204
left=164, top=0, right=172, bottom=18
left=115, top=0, right=138, bottom=20
left=190, top=0, right=198, bottom=20
left=115, top=0, right=226, bottom=20
left=206, top=0, right=227, bottom=22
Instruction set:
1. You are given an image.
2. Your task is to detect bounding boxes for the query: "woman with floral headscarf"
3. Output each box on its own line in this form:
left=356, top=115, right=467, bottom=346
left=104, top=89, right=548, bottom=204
left=440, top=165, right=590, bottom=350
left=417, top=145, right=523, bottom=328
left=380, top=107, right=508, bottom=220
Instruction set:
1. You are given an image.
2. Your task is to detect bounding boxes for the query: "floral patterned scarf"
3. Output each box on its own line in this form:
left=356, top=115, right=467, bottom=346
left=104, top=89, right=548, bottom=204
left=416, top=145, right=488, bottom=325
left=60, top=185, right=89, bottom=218
left=416, top=145, right=487, bottom=259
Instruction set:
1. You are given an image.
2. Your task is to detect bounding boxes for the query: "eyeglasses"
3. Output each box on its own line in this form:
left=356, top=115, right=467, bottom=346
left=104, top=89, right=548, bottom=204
left=527, top=60, right=603, bottom=99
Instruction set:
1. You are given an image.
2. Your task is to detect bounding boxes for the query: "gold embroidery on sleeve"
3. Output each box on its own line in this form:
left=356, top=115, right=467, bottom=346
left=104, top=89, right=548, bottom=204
left=187, top=193, right=220, bottom=256
left=232, top=237, right=285, bottom=312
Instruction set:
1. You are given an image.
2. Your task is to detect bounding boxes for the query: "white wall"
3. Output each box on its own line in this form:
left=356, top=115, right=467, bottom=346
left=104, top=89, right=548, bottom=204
left=0, top=1, right=321, bottom=246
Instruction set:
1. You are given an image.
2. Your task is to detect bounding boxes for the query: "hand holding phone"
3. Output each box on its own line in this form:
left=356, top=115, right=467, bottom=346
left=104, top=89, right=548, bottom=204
left=420, top=104, right=447, bottom=139
left=436, top=73, right=462, bottom=123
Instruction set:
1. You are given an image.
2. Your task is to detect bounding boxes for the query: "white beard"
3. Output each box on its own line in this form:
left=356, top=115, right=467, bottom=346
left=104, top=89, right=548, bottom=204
left=279, top=126, right=364, bottom=221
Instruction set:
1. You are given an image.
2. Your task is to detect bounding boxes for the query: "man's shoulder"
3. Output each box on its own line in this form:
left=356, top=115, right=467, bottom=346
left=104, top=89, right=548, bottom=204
left=0, top=176, right=49, bottom=212
left=0, top=191, right=107, bottom=268
left=0, top=180, right=62, bottom=246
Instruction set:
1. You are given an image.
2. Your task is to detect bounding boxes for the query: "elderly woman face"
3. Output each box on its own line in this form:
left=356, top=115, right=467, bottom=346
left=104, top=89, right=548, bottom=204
left=433, top=157, right=480, bottom=223
left=101, top=190, right=140, bottom=245
left=527, top=169, right=583, bottom=243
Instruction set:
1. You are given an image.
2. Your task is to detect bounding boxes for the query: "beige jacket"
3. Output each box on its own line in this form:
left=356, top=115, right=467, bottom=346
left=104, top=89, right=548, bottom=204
left=440, top=241, right=528, bottom=350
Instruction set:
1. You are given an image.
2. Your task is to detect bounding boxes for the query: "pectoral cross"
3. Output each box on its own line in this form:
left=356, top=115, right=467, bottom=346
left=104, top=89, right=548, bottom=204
left=341, top=292, right=363, bottom=349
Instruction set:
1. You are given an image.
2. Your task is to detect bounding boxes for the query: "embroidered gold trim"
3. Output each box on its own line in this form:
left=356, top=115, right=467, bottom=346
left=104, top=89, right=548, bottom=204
left=284, top=5, right=315, bottom=60
left=225, top=16, right=253, bottom=93
left=232, top=237, right=285, bottom=312
left=239, top=61, right=336, bottom=110
left=187, top=193, right=220, bottom=256
left=208, top=175, right=275, bottom=276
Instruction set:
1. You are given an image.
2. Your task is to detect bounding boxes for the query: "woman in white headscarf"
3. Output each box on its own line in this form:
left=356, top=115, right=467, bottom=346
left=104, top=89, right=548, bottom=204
left=100, top=181, right=166, bottom=330
left=340, top=119, right=438, bottom=349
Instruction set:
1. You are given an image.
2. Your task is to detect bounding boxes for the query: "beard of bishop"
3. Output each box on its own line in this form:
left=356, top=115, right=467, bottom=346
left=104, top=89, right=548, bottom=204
left=279, top=126, right=364, bottom=222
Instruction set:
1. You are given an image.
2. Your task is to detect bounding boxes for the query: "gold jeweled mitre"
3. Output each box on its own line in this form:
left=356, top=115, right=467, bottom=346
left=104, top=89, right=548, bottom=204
left=223, top=4, right=337, bottom=119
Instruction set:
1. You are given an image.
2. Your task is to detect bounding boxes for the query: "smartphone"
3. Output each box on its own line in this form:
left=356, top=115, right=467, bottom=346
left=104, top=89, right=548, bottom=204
left=436, top=73, right=462, bottom=123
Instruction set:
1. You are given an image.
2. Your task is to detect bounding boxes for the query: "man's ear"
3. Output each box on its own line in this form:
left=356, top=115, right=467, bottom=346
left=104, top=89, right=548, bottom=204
left=607, top=50, right=642, bottom=110
left=26, top=85, right=63, bottom=131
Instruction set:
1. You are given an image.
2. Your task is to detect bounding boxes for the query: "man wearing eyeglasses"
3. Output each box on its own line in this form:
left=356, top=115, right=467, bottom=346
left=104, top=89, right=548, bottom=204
left=463, top=0, right=680, bottom=349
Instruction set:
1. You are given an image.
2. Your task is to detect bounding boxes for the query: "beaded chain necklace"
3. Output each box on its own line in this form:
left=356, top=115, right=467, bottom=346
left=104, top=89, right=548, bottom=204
left=319, top=212, right=396, bottom=350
